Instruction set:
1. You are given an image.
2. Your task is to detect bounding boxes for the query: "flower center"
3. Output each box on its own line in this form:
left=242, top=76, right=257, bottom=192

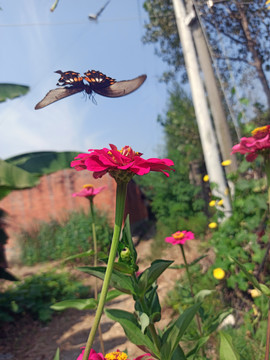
left=83, top=184, right=94, bottom=189
left=105, top=351, right=128, bottom=360
left=251, top=125, right=270, bottom=139
left=172, top=231, right=184, bottom=240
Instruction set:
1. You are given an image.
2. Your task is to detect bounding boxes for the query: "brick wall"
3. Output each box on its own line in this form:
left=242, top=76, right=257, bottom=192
left=0, top=169, right=148, bottom=263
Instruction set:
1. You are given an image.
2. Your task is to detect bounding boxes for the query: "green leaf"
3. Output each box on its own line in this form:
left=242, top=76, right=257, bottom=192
left=139, top=312, right=150, bottom=333
left=6, top=151, right=79, bottom=175
left=259, top=283, right=270, bottom=297
left=186, top=336, right=209, bottom=358
left=63, top=250, right=94, bottom=262
left=0, top=83, right=29, bottom=102
left=51, top=298, right=97, bottom=311
left=194, top=289, right=215, bottom=303
left=53, top=347, right=60, bottom=360
left=0, top=159, right=40, bottom=199
left=78, top=266, right=135, bottom=295
left=105, top=308, right=158, bottom=356
left=113, top=262, right=134, bottom=275
left=137, top=260, right=173, bottom=296
left=98, top=289, right=124, bottom=303
left=161, top=303, right=201, bottom=358
left=172, top=345, right=187, bottom=360
left=219, top=331, right=240, bottom=360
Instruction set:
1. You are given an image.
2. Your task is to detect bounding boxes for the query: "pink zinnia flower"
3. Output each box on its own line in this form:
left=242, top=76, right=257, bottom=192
left=104, top=350, right=153, bottom=360
left=165, top=230, right=195, bottom=245
left=77, top=348, right=104, bottom=360
left=72, top=184, right=106, bottom=198
left=231, top=125, right=270, bottom=162
left=71, top=144, right=174, bottom=180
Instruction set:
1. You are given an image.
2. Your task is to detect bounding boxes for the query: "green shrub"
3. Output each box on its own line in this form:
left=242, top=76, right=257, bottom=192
left=0, top=271, right=90, bottom=323
left=18, top=210, right=113, bottom=265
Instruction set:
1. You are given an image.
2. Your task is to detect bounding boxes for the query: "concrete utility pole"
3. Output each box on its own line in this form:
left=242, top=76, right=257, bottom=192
left=186, top=1, right=238, bottom=173
left=172, top=0, right=232, bottom=216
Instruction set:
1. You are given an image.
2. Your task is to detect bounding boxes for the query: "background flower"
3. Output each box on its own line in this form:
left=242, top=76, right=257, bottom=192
left=72, top=184, right=106, bottom=198
left=213, top=268, right=225, bottom=280
left=231, top=125, right=270, bottom=162
left=165, top=230, right=195, bottom=245
left=77, top=348, right=104, bottom=360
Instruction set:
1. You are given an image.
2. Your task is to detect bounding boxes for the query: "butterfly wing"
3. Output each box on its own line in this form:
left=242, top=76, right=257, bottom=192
left=92, top=74, right=147, bottom=98
left=35, top=87, right=85, bottom=110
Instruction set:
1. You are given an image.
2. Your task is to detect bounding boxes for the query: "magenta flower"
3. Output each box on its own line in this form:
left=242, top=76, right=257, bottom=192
left=72, top=184, right=106, bottom=199
left=231, top=125, right=270, bottom=162
left=104, top=350, right=153, bottom=359
left=165, top=230, right=195, bottom=245
left=77, top=348, right=104, bottom=360
left=71, top=144, right=174, bottom=180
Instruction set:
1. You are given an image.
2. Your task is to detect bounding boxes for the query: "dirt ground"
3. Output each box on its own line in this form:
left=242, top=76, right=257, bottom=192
left=0, top=237, right=201, bottom=360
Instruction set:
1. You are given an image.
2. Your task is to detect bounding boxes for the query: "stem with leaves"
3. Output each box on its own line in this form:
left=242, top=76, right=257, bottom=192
left=89, top=198, right=105, bottom=355
left=82, top=181, right=128, bottom=360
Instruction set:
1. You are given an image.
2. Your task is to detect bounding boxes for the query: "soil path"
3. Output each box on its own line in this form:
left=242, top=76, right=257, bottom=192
left=0, top=238, right=200, bottom=360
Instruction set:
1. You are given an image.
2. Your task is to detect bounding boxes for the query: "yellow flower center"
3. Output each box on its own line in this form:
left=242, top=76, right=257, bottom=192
left=251, top=125, right=270, bottom=138
left=172, top=231, right=184, bottom=240
left=213, top=268, right=225, bottom=280
left=105, top=351, right=128, bottom=360
left=83, top=184, right=94, bottom=189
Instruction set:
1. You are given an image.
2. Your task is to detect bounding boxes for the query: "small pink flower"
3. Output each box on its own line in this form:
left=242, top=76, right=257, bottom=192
left=231, top=125, right=270, bottom=162
left=72, top=184, right=106, bottom=199
left=165, top=230, right=195, bottom=245
left=77, top=348, right=104, bottom=360
left=71, top=144, right=174, bottom=180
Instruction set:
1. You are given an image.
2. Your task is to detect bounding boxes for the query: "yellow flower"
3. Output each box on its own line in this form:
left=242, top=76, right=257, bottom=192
left=221, top=160, right=231, bottom=166
left=209, top=200, right=216, bottom=207
left=249, top=289, right=261, bottom=298
left=208, top=222, right=218, bottom=229
left=203, top=174, right=209, bottom=182
left=213, top=268, right=225, bottom=280
left=217, top=199, right=224, bottom=206
left=105, top=351, right=128, bottom=360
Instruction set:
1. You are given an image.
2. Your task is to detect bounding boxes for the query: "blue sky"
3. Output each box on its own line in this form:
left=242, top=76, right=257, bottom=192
left=0, top=0, right=170, bottom=160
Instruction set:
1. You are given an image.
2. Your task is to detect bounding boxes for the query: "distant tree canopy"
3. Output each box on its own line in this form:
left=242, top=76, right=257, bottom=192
left=143, top=0, right=270, bottom=109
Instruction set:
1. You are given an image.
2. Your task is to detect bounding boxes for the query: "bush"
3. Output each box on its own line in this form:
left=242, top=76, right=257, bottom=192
left=18, top=210, right=113, bottom=265
left=0, top=271, right=90, bottom=323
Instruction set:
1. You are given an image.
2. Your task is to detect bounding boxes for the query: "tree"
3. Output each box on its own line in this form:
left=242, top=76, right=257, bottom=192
left=197, top=0, right=270, bottom=109
left=143, top=0, right=270, bottom=109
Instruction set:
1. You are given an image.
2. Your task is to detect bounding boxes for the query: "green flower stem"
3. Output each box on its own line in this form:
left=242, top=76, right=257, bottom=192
left=264, top=157, right=270, bottom=360
left=180, top=244, right=202, bottom=336
left=82, top=181, right=128, bottom=360
left=89, top=198, right=105, bottom=355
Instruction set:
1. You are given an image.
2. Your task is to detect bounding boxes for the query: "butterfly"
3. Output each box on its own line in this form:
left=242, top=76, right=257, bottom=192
left=35, top=70, right=147, bottom=109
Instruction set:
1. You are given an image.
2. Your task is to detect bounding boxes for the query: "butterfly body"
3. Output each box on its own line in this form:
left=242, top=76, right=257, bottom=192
left=35, top=70, right=146, bottom=109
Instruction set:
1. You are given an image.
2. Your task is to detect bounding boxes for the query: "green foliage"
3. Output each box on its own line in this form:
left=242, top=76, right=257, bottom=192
left=208, top=160, right=268, bottom=292
left=0, top=83, right=29, bottom=102
left=0, top=271, right=89, bottom=323
left=0, top=159, right=40, bottom=200
left=6, top=151, right=79, bottom=175
left=18, top=210, right=113, bottom=265
left=135, top=86, right=207, bottom=241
